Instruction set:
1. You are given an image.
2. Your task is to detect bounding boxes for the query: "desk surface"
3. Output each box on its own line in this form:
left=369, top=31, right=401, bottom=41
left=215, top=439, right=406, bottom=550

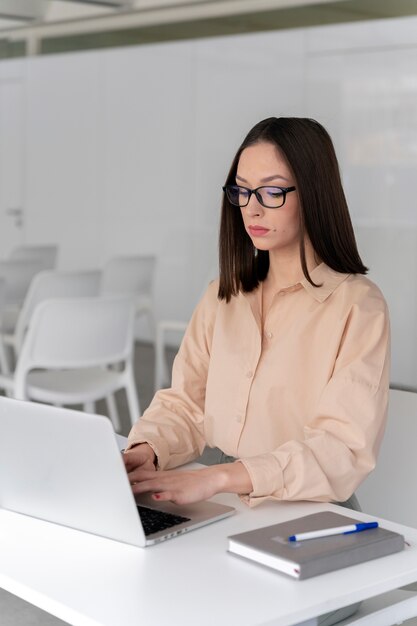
left=1, top=495, right=417, bottom=626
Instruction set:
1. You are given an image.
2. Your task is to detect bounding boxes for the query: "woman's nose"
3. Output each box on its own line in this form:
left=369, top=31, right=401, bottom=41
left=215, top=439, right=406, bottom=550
left=245, top=193, right=264, bottom=217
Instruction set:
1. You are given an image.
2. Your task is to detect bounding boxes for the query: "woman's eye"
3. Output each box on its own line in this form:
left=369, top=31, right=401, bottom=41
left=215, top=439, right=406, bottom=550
left=266, top=188, right=283, bottom=198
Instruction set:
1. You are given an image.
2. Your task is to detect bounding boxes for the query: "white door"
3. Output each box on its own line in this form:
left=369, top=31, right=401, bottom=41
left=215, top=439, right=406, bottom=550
left=0, top=79, right=25, bottom=258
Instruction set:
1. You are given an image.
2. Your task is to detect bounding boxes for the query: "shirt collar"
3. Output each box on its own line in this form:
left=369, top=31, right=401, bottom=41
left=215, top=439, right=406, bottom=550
left=241, top=263, right=350, bottom=306
left=301, top=263, right=350, bottom=303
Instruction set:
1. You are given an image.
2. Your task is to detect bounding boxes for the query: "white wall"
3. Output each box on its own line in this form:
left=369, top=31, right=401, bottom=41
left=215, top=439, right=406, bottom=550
left=304, top=20, right=417, bottom=388
left=15, top=27, right=306, bottom=323
left=0, top=15, right=416, bottom=386
left=0, top=60, right=26, bottom=255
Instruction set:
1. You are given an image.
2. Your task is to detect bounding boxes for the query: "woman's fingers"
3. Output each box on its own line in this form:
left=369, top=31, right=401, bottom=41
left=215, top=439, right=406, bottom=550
left=130, top=468, right=221, bottom=505
left=128, top=468, right=157, bottom=484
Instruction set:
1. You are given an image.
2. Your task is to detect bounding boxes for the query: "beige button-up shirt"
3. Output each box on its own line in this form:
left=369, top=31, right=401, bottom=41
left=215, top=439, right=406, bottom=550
left=128, top=263, right=390, bottom=506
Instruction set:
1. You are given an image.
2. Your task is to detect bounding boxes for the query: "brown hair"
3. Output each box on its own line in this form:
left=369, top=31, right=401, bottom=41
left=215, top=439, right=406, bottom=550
left=218, top=117, right=367, bottom=302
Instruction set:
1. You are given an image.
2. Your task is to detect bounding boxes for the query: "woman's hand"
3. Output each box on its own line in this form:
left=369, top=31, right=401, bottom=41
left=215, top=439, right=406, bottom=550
left=123, top=443, right=156, bottom=485
left=130, top=462, right=253, bottom=505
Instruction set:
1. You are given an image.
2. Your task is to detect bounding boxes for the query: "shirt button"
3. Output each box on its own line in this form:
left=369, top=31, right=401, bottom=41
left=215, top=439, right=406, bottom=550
left=246, top=370, right=253, bottom=378
left=265, top=331, right=273, bottom=339
left=236, top=415, right=242, bottom=423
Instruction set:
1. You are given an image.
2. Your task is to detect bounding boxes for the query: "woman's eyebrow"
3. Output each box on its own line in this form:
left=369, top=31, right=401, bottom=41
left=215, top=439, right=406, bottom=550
left=236, top=173, right=289, bottom=183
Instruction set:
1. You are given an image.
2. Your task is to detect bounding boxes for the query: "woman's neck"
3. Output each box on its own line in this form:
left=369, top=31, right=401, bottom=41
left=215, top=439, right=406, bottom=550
left=266, top=242, right=319, bottom=291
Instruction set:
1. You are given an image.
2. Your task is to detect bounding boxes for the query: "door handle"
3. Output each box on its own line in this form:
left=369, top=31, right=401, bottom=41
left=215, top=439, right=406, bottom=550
left=5, top=207, right=23, bottom=228
left=5, top=207, right=23, bottom=216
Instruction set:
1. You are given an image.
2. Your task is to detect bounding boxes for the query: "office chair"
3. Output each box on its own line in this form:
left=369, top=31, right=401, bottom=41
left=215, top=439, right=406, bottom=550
left=154, top=266, right=217, bottom=392
left=0, top=259, right=45, bottom=311
left=339, top=387, right=417, bottom=625
left=357, top=388, right=417, bottom=528
left=0, top=269, right=101, bottom=374
left=9, top=244, right=58, bottom=270
left=0, top=296, right=140, bottom=432
left=101, top=254, right=157, bottom=341
left=0, top=259, right=45, bottom=372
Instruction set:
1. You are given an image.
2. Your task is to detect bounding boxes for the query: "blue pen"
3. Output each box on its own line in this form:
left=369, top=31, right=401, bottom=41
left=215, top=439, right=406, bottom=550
left=288, top=522, right=378, bottom=542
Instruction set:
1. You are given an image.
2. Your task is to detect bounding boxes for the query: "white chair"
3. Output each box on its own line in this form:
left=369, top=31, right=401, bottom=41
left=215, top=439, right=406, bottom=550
left=101, top=255, right=156, bottom=421
left=9, top=244, right=58, bottom=270
left=0, top=259, right=45, bottom=310
left=154, top=267, right=217, bottom=392
left=0, top=296, right=140, bottom=432
left=0, top=259, right=45, bottom=370
left=336, top=388, right=417, bottom=626
left=154, top=320, right=187, bottom=392
left=0, top=278, right=6, bottom=311
left=0, top=277, right=8, bottom=375
left=0, top=269, right=101, bottom=373
left=357, top=388, right=417, bottom=528
left=100, top=255, right=157, bottom=341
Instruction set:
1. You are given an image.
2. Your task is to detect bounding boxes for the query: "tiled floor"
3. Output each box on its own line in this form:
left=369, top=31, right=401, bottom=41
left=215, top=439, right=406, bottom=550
left=0, top=592, right=69, bottom=626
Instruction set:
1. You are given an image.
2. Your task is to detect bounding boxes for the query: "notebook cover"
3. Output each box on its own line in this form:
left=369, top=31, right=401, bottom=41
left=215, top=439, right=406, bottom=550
left=228, top=511, right=405, bottom=580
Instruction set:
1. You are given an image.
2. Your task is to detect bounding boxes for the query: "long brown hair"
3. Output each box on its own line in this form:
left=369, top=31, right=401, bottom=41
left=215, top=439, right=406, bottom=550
left=218, top=117, right=367, bottom=302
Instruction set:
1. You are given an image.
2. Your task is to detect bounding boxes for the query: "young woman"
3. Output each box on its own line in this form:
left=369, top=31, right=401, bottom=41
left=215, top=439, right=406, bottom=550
left=124, top=117, right=390, bottom=510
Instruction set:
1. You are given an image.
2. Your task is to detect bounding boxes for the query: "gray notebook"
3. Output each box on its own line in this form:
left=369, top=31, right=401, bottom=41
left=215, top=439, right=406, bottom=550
left=228, top=511, right=404, bottom=579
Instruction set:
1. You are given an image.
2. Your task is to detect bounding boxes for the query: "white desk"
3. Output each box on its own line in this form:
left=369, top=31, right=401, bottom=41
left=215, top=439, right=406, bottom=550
left=1, top=497, right=417, bottom=626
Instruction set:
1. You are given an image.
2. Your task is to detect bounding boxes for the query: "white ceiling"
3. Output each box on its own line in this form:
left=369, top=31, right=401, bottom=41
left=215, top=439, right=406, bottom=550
left=0, top=0, right=130, bottom=30
left=0, top=0, right=416, bottom=45
left=0, top=0, right=384, bottom=31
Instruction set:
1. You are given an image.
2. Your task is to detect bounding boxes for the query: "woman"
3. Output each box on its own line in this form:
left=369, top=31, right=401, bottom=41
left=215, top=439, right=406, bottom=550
left=124, top=117, right=390, bottom=510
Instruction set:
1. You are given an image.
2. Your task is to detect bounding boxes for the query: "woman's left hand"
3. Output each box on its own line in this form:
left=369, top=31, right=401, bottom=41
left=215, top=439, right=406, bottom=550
left=131, top=462, right=253, bottom=505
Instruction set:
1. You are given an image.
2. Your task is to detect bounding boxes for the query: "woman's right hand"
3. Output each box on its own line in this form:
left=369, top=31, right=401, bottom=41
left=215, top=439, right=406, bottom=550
left=123, top=443, right=157, bottom=485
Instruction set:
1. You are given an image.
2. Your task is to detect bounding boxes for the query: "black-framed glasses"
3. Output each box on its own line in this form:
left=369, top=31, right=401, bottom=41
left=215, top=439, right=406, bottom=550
left=222, top=184, right=296, bottom=209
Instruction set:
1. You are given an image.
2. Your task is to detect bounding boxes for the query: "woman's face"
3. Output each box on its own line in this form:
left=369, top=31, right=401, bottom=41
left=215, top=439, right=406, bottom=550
left=236, top=141, right=300, bottom=256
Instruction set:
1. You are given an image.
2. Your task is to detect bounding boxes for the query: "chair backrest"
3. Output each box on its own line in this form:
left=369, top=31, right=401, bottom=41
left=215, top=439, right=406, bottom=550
left=356, top=388, right=417, bottom=528
left=100, top=255, right=156, bottom=301
left=0, top=259, right=45, bottom=308
left=14, top=296, right=136, bottom=399
left=0, top=278, right=6, bottom=311
left=9, top=245, right=58, bottom=270
left=14, top=269, right=102, bottom=354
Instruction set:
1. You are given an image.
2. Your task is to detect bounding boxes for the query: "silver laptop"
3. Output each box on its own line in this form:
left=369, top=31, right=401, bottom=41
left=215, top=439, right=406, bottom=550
left=0, top=397, right=235, bottom=547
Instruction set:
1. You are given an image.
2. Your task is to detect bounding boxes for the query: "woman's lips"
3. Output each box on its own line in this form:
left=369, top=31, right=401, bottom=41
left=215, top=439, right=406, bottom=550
left=248, top=225, right=270, bottom=237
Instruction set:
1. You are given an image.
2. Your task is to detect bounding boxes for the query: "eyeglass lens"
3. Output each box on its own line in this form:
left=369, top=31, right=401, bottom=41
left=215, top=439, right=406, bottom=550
left=226, top=186, right=286, bottom=208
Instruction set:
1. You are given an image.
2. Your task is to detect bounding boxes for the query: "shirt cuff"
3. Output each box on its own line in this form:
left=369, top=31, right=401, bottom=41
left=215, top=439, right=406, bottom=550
left=125, top=436, right=169, bottom=470
left=239, top=453, right=284, bottom=499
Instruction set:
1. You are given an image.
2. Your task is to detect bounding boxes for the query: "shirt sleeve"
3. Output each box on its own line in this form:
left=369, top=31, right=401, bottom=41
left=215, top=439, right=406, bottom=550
left=239, top=287, right=390, bottom=507
left=126, top=281, right=218, bottom=469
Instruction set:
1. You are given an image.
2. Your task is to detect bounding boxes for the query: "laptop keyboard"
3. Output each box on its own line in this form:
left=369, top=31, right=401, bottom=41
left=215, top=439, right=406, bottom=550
left=137, top=505, right=191, bottom=536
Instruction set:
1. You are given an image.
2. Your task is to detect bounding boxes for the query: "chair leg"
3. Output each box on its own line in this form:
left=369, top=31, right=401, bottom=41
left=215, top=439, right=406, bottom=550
left=154, top=324, right=169, bottom=393
left=126, top=373, right=141, bottom=427
left=0, top=339, right=11, bottom=375
left=147, top=308, right=156, bottom=346
left=106, top=394, right=121, bottom=432
left=148, top=308, right=157, bottom=361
